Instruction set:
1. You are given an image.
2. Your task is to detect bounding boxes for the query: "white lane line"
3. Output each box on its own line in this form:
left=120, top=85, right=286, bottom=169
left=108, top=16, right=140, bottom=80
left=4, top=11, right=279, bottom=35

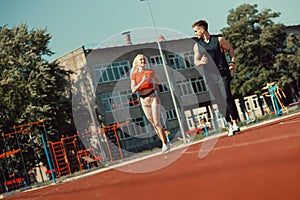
left=213, top=133, right=300, bottom=151
left=279, top=120, right=300, bottom=125
left=181, top=132, right=300, bottom=155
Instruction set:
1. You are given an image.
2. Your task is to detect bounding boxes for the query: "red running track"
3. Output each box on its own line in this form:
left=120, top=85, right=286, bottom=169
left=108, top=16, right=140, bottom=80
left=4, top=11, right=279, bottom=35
left=3, top=113, right=300, bottom=200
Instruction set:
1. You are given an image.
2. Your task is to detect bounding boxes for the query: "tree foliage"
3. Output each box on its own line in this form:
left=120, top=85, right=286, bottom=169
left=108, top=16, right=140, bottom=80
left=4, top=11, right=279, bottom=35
left=221, top=4, right=291, bottom=96
left=274, top=33, right=300, bottom=99
left=0, top=24, right=75, bottom=172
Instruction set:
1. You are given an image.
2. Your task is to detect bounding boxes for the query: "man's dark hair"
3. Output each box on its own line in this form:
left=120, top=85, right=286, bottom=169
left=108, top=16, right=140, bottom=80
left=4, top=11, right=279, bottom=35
left=192, top=20, right=208, bottom=31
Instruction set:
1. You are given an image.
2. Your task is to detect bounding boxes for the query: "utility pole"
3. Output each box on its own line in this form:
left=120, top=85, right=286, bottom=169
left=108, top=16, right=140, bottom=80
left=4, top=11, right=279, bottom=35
left=140, top=0, right=187, bottom=143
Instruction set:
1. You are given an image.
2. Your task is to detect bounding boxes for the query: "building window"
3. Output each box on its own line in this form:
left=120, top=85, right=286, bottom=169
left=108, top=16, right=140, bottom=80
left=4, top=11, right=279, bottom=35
left=93, top=60, right=130, bottom=83
left=130, top=118, right=148, bottom=137
left=244, top=99, right=251, bottom=112
left=194, top=113, right=209, bottom=127
left=158, top=82, right=170, bottom=93
left=119, top=117, right=146, bottom=139
left=101, top=93, right=112, bottom=112
left=166, top=109, right=177, bottom=120
left=149, top=53, right=194, bottom=70
left=183, top=52, right=194, bottom=68
left=260, top=96, right=266, bottom=107
left=119, top=113, right=168, bottom=140
left=252, top=96, right=259, bottom=109
left=119, top=117, right=156, bottom=140
left=101, top=90, right=139, bottom=112
left=168, top=54, right=186, bottom=70
left=150, top=55, right=162, bottom=66
left=178, top=80, right=193, bottom=96
left=190, top=77, right=207, bottom=94
left=177, top=77, right=207, bottom=96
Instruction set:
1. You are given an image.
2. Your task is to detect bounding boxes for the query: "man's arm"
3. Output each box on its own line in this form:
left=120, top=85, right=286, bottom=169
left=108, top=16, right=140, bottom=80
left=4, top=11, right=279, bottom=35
left=193, top=43, right=208, bottom=67
left=219, top=37, right=236, bottom=71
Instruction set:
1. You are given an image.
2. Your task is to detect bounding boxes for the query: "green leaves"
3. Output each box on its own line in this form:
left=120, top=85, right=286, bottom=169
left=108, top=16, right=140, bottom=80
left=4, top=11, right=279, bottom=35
left=0, top=24, right=74, bottom=139
left=0, top=24, right=76, bottom=175
left=221, top=4, right=296, bottom=97
left=274, top=33, right=300, bottom=98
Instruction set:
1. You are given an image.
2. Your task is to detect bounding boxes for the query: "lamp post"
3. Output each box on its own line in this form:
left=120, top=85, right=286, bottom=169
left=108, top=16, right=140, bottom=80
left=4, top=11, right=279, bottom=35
left=140, top=0, right=187, bottom=143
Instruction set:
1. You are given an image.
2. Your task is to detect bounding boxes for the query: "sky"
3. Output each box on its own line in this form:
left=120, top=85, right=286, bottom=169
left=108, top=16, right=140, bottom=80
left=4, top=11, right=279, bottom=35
left=0, top=0, right=299, bottom=61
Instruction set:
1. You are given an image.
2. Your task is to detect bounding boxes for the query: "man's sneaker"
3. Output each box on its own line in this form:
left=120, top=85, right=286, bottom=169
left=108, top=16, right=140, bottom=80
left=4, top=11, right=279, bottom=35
left=228, top=125, right=234, bottom=137
left=232, top=123, right=240, bottom=133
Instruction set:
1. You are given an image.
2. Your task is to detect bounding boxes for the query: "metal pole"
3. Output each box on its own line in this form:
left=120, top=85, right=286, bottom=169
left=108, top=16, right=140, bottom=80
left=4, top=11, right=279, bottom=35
left=140, top=0, right=187, bottom=143
left=41, top=121, right=56, bottom=184
left=13, top=126, right=30, bottom=186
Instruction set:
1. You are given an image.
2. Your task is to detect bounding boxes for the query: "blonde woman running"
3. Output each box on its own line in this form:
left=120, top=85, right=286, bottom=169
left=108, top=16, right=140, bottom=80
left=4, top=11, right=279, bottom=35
left=130, top=54, right=170, bottom=153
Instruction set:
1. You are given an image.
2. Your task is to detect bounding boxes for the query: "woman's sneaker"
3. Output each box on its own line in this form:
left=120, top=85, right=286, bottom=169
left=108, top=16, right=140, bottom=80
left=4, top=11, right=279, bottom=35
left=162, top=143, right=170, bottom=153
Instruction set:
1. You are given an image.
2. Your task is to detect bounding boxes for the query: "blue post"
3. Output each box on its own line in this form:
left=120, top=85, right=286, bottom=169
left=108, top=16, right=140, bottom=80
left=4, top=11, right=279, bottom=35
left=245, top=112, right=250, bottom=124
left=41, top=133, right=56, bottom=184
left=165, top=130, right=170, bottom=143
left=269, top=85, right=281, bottom=116
left=203, top=123, right=209, bottom=137
left=251, top=109, right=257, bottom=123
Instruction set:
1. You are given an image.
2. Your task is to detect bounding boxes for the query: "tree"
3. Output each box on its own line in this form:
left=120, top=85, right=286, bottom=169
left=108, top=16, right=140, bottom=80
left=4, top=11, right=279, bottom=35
left=274, top=33, right=300, bottom=100
left=0, top=24, right=75, bottom=173
left=221, top=4, right=287, bottom=96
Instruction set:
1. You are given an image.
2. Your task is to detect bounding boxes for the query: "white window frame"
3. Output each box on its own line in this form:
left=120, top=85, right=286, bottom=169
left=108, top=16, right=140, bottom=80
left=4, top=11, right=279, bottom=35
left=93, top=60, right=130, bottom=83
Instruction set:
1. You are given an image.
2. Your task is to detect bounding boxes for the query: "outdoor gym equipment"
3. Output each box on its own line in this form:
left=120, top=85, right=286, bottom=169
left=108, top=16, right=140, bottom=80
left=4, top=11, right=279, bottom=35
left=261, top=82, right=288, bottom=117
left=246, top=109, right=257, bottom=124
left=0, top=119, right=56, bottom=193
left=101, top=119, right=130, bottom=162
